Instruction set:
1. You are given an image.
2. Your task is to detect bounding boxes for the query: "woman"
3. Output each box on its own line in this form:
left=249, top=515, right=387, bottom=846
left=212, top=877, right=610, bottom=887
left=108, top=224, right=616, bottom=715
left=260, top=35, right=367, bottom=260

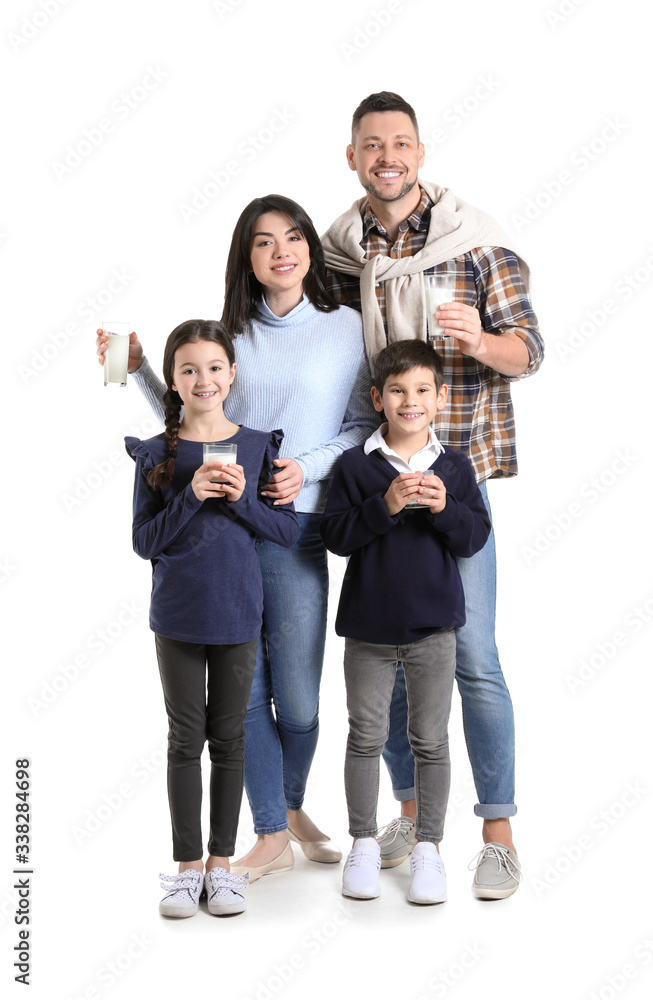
left=97, top=195, right=377, bottom=879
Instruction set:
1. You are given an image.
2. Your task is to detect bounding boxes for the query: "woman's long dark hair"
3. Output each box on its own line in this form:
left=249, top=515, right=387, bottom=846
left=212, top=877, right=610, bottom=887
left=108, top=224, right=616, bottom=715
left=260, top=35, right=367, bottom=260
left=221, top=194, right=337, bottom=337
left=147, top=319, right=235, bottom=489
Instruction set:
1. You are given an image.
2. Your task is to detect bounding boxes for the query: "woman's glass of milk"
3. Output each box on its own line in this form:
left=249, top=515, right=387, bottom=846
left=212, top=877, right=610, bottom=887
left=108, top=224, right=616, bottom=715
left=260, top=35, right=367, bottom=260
left=102, top=322, right=130, bottom=386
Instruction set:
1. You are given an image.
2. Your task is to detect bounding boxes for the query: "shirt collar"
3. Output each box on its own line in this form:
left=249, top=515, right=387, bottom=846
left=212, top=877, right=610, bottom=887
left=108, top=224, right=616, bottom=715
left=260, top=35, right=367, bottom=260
left=364, top=422, right=444, bottom=461
left=362, top=185, right=433, bottom=240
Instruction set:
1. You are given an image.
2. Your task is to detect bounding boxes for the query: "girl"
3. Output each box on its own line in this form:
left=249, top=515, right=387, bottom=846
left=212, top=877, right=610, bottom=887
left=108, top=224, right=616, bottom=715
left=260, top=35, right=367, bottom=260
left=99, top=195, right=377, bottom=880
left=125, top=319, right=299, bottom=916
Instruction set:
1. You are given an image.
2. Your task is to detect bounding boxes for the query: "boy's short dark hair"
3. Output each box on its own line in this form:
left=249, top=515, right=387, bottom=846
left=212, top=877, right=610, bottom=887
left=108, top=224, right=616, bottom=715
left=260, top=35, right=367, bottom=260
left=351, top=91, right=420, bottom=144
left=373, top=339, right=444, bottom=393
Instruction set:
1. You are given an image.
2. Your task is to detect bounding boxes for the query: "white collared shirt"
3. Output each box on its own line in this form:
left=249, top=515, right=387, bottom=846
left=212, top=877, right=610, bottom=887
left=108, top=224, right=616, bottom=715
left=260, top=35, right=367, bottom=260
left=363, top=422, right=444, bottom=475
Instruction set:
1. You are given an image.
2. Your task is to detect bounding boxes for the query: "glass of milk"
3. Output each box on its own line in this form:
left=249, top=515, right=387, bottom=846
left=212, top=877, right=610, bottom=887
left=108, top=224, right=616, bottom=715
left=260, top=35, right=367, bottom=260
left=203, top=442, right=238, bottom=484
left=102, top=321, right=130, bottom=386
left=425, top=275, right=457, bottom=340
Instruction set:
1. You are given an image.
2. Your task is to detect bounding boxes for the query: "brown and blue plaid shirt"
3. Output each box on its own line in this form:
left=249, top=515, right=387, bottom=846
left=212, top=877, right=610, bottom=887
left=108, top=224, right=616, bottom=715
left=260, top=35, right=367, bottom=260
left=326, top=186, right=544, bottom=481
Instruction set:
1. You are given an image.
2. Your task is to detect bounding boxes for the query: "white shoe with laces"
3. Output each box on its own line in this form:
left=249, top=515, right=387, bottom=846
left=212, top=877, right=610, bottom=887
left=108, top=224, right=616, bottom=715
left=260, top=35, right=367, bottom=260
left=204, top=867, right=249, bottom=915
left=469, top=842, right=522, bottom=899
left=159, top=869, right=204, bottom=917
left=408, top=842, right=447, bottom=904
left=342, top=838, right=381, bottom=899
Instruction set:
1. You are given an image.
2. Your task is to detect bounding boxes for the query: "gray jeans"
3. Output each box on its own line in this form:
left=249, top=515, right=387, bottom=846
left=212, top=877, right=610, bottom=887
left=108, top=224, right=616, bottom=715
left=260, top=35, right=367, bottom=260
left=344, top=630, right=456, bottom=844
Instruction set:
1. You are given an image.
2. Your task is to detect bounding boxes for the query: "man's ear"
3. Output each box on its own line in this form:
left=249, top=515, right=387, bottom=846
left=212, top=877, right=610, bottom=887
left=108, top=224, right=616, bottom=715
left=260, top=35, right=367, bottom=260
left=346, top=144, right=357, bottom=172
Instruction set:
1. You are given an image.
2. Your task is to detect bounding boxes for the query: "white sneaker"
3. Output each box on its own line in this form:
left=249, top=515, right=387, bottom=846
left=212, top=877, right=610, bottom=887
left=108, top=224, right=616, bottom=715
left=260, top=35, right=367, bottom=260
left=159, top=869, right=204, bottom=917
left=342, top=838, right=381, bottom=899
left=408, top=843, right=447, bottom=904
left=204, top=867, right=249, bottom=916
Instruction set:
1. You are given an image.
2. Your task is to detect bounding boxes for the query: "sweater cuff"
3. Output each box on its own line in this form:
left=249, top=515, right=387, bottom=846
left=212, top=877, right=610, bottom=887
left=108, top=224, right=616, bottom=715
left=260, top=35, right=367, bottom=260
left=362, top=494, right=398, bottom=535
left=429, top=495, right=462, bottom=531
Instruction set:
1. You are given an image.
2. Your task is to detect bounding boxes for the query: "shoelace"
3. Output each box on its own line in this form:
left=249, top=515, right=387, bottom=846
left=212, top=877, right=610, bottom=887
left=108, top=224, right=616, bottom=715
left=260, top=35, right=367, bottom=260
left=159, top=871, right=203, bottom=898
left=345, top=848, right=381, bottom=871
left=377, top=816, right=414, bottom=839
left=205, top=869, right=249, bottom=899
left=410, top=851, right=445, bottom=874
left=467, top=844, right=522, bottom=882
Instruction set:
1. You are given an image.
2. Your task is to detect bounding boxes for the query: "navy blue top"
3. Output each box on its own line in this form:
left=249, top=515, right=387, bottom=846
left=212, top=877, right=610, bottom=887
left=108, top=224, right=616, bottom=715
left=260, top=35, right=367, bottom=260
left=320, top=445, right=491, bottom=644
left=125, top=427, right=299, bottom=645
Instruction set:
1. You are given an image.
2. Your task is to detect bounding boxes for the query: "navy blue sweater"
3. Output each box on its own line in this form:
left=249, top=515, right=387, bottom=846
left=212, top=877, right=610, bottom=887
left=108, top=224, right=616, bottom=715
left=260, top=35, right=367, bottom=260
left=126, top=427, right=299, bottom=645
left=320, top=445, right=491, bottom=644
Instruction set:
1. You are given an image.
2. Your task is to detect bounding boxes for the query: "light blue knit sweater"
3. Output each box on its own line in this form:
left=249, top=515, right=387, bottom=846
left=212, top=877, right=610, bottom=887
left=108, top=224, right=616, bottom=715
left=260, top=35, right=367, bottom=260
left=131, top=295, right=379, bottom=512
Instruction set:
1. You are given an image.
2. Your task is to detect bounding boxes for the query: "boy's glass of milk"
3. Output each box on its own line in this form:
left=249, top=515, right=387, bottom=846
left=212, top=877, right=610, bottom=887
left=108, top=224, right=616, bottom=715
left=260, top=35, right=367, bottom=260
left=102, top=322, right=130, bottom=386
left=425, top=275, right=457, bottom=340
left=203, top=442, right=238, bottom=484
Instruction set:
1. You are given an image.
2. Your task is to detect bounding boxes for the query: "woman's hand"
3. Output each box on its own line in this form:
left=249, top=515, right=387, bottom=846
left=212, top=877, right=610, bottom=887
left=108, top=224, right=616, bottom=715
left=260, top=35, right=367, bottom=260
left=261, top=457, right=304, bottom=505
left=191, top=462, right=245, bottom=502
left=96, top=329, right=144, bottom=373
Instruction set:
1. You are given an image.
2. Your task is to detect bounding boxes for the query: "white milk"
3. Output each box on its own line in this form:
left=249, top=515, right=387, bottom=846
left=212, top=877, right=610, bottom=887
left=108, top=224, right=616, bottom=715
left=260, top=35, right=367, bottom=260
left=427, top=287, right=455, bottom=339
left=103, top=332, right=130, bottom=385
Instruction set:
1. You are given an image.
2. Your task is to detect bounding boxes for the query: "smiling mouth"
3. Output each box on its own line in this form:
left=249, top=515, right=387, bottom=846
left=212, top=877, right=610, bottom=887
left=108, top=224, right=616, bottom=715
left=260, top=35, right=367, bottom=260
left=375, top=170, right=403, bottom=179
left=272, top=264, right=296, bottom=273
left=195, top=391, right=217, bottom=398
left=399, top=412, right=424, bottom=420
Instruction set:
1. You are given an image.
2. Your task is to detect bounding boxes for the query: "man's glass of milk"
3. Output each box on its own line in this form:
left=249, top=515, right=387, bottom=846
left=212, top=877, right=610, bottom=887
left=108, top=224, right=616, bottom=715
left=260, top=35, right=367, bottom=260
left=102, top=322, right=130, bottom=386
left=203, top=442, right=238, bottom=485
left=425, top=275, right=457, bottom=340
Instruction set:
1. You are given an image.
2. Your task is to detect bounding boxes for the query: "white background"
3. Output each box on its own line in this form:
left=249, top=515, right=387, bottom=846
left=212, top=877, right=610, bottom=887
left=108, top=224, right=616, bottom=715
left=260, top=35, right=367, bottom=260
left=3, top=0, right=652, bottom=997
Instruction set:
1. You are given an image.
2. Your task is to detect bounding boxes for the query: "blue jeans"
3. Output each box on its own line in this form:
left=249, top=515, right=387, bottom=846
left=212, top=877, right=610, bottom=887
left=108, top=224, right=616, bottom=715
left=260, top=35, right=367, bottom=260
left=243, top=514, right=328, bottom=834
left=383, top=482, right=517, bottom=819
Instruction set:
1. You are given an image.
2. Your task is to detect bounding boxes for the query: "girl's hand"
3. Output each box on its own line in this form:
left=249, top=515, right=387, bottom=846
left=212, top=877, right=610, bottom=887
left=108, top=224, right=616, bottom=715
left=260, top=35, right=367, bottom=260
left=96, top=329, right=144, bottom=373
left=191, top=462, right=244, bottom=502
left=261, top=457, right=304, bottom=506
left=415, top=473, right=447, bottom=514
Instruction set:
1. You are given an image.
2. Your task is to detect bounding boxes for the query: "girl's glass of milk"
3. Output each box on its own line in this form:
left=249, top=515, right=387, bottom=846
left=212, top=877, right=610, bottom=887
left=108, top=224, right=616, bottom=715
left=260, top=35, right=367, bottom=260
left=203, top=442, right=238, bottom=484
left=425, top=275, right=457, bottom=340
left=102, top=322, right=130, bottom=386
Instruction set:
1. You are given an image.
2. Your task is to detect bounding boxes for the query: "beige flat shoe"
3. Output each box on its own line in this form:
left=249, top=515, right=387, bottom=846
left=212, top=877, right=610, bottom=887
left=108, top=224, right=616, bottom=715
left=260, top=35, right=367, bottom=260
left=230, top=841, right=295, bottom=884
left=287, top=828, right=342, bottom=863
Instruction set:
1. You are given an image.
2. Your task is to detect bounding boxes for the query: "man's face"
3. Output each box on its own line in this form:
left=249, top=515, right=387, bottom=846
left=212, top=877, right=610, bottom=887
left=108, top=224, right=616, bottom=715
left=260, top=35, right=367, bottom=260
left=347, top=111, right=425, bottom=204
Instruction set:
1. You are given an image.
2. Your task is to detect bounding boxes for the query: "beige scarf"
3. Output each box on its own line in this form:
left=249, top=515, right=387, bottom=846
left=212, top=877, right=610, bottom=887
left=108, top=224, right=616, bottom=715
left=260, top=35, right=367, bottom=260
left=321, top=180, right=529, bottom=358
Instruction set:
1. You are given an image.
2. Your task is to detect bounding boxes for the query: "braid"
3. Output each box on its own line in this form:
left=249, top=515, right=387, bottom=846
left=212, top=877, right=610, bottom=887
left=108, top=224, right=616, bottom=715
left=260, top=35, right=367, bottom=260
left=147, top=389, right=182, bottom=489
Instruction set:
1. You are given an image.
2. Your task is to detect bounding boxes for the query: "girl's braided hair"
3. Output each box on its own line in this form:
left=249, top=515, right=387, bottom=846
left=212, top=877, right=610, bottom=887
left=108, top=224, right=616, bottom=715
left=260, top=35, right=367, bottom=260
left=146, top=319, right=235, bottom=489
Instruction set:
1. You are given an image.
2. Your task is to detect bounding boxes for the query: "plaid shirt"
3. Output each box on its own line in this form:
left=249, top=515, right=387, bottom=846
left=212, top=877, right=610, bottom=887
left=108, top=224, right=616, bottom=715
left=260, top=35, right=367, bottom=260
left=326, top=187, right=544, bottom=481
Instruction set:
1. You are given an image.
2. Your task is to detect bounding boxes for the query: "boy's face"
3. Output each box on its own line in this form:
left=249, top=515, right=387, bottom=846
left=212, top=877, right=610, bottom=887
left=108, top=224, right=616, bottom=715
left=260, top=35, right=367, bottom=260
left=371, top=366, right=448, bottom=448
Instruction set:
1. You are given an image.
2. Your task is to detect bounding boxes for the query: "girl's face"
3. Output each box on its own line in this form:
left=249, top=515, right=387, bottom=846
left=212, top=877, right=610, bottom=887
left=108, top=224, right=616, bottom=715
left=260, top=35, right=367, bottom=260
left=249, top=211, right=311, bottom=298
left=171, top=340, right=235, bottom=416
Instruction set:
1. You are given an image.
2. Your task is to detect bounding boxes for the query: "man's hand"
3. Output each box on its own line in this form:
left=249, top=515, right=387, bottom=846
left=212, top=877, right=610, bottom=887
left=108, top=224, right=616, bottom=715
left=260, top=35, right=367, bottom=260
left=261, top=457, right=304, bottom=505
left=436, top=302, right=530, bottom=376
left=96, top=329, right=144, bottom=373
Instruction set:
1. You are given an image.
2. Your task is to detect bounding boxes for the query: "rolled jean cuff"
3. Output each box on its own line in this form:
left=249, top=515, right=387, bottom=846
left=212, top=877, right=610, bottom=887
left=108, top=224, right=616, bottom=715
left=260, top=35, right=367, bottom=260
left=473, top=803, right=517, bottom=819
left=392, top=784, right=416, bottom=802
left=253, top=822, right=289, bottom=835
left=349, top=828, right=378, bottom=840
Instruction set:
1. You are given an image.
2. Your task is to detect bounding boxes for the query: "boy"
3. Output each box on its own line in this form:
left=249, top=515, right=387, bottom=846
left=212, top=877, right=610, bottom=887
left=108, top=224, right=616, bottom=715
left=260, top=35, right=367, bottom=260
left=320, top=340, right=491, bottom=904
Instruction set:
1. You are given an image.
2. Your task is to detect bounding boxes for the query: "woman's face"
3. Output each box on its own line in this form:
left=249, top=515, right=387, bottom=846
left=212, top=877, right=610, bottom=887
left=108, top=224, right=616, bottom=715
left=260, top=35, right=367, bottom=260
left=249, top=211, right=311, bottom=298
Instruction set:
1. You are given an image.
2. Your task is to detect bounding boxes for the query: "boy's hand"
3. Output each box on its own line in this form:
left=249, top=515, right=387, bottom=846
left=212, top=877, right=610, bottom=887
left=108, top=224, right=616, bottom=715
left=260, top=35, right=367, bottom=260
left=96, top=329, right=144, bottom=373
left=191, top=462, right=244, bottom=502
left=416, top=473, right=447, bottom=514
left=261, top=457, right=304, bottom=505
left=383, top=472, right=423, bottom=515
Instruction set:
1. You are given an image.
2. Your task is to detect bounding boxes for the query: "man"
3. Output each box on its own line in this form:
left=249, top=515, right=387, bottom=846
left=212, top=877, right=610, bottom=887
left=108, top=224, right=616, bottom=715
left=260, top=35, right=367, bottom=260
left=321, top=91, right=543, bottom=899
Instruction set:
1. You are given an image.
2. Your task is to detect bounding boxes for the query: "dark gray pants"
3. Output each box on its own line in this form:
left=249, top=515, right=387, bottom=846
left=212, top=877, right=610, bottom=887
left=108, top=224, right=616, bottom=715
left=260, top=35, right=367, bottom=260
left=344, top=630, right=456, bottom=844
left=155, top=635, right=257, bottom=861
